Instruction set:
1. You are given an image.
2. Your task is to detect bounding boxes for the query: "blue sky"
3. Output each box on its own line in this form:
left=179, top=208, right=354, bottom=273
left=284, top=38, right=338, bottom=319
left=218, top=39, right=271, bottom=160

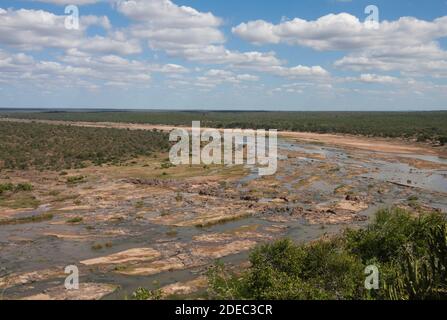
left=0, top=0, right=446, bottom=110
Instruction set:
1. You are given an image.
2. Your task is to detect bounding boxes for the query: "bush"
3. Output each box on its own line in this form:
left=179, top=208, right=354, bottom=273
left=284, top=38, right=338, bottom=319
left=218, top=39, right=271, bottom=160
left=344, top=208, right=445, bottom=263
left=209, top=239, right=364, bottom=300
left=132, top=288, right=162, bottom=300
left=15, top=183, right=33, bottom=192
left=0, top=182, right=33, bottom=194
left=66, top=175, right=86, bottom=185
left=0, top=183, right=14, bottom=194
left=385, top=225, right=447, bottom=300
left=66, top=217, right=83, bottom=224
left=208, top=208, right=447, bottom=300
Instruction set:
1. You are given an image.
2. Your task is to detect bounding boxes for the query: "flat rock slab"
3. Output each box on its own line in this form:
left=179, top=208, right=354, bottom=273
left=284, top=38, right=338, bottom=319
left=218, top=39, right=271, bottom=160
left=335, top=200, right=369, bottom=212
left=118, top=256, right=186, bottom=276
left=80, top=248, right=161, bottom=266
left=161, top=276, right=208, bottom=297
left=21, top=283, right=117, bottom=300
left=148, top=208, right=253, bottom=228
left=0, top=268, right=64, bottom=290
left=191, top=240, right=258, bottom=259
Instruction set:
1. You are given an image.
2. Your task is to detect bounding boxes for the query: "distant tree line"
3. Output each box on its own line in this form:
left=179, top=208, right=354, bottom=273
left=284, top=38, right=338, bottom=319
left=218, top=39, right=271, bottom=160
left=2, top=111, right=447, bottom=144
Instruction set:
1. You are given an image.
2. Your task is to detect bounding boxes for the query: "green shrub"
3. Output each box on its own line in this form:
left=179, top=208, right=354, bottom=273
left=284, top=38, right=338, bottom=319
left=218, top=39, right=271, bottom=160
left=91, top=243, right=103, bottom=250
left=15, top=183, right=33, bottom=192
left=0, top=182, right=33, bottom=194
left=66, top=217, right=83, bottom=224
left=438, top=136, right=447, bottom=146
left=160, top=162, right=175, bottom=169
left=344, top=208, right=445, bottom=263
left=385, top=225, right=447, bottom=300
left=208, top=239, right=364, bottom=300
left=66, top=175, right=86, bottom=185
left=132, top=288, right=162, bottom=300
left=0, top=183, right=14, bottom=194
left=208, top=208, right=447, bottom=300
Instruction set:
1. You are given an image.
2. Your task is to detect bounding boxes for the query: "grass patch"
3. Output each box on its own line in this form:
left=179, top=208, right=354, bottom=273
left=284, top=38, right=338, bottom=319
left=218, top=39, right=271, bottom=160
left=114, top=265, right=128, bottom=272
left=0, top=182, right=38, bottom=209
left=160, top=210, right=171, bottom=217
left=91, top=242, right=113, bottom=250
left=0, top=212, right=54, bottom=225
left=52, top=194, right=79, bottom=202
left=91, top=243, right=103, bottom=250
left=160, top=162, right=175, bottom=169
left=175, top=193, right=183, bottom=202
left=134, top=200, right=145, bottom=209
left=66, top=216, right=83, bottom=224
left=0, top=193, right=40, bottom=209
left=47, top=190, right=60, bottom=196
left=0, top=182, right=33, bottom=194
left=66, top=175, right=87, bottom=185
left=166, top=228, right=178, bottom=237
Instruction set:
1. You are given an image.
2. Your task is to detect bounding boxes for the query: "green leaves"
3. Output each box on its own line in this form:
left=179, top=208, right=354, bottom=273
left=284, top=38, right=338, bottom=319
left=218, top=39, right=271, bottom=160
left=208, top=239, right=365, bottom=300
left=385, top=225, right=447, bottom=300
left=208, top=209, right=447, bottom=300
left=4, top=111, right=447, bottom=143
left=0, top=121, right=170, bottom=171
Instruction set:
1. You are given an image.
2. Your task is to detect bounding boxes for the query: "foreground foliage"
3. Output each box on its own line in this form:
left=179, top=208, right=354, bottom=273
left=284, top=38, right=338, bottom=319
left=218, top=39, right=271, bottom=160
left=0, top=121, right=170, bottom=170
left=208, top=208, right=447, bottom=300
left=131, top=287, right=162, bottom=300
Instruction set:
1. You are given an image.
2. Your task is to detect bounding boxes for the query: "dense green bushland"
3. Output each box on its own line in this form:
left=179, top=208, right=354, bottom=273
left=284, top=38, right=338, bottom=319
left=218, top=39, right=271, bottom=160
left=0, top=121, right=169, bottom=170
left=2, top=111, right=447, bottom=143
left=207, top=208, right=447, bottom=300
